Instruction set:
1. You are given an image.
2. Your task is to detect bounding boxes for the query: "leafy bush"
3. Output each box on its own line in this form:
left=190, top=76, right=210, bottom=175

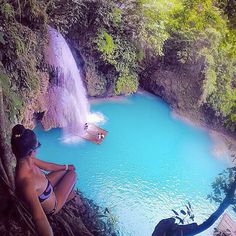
left=95, top=30, right=117, bottom=65
left=198, top=27, right=236, bottom=128
left=115, top=73, right=138, bottom=95
left=1, top=2, right=14, bottom=20
left=0, top=72, right=23, bottom=121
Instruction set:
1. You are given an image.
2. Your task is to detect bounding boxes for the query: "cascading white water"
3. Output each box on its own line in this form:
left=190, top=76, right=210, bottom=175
left=45, top=27, right=104, bottom=141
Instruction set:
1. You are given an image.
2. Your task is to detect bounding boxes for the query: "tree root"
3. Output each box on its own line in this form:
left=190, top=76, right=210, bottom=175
left=0, top=185, right=118, bottom=236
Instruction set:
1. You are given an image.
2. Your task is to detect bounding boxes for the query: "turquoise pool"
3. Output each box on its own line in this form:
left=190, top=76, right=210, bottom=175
left=36, top=93, right=227, bottom=236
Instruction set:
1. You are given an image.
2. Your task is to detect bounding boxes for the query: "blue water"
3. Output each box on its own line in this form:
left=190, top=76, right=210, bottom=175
left=36, top=93, right=228, bottom=236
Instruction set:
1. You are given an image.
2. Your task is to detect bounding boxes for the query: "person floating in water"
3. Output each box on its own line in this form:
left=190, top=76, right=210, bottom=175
left=82, top=122, right=107, bottom=144
left=97, top=133, right=105, bottom=140
left=11, top=124, right=77, bottom=236
left=84, top=122, right=88, bottom=131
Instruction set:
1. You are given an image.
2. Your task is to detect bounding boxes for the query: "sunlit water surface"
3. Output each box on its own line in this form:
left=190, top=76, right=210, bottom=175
left=36, top=93, right=229, bottom=236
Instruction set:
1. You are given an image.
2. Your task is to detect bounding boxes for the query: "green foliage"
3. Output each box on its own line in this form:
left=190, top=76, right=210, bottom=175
left=0, top=0, right=48, bottom=122
left=198, top=26, right=236, bottom=128
left=95, top=30, right=117, bottom=64
left=109, top=6, right=122, bottom=26
left=46, top=0, right=85, bottom=34
left=14, top=34, right=25, bottom=55
left=166, top=0, right=226, bottom=34
left=139, top=0, right=172, bottom=55
left=207, top=167, right=236, bottom=209
left=216, top=0, right=236, bottom=29
left=95, top=31, right=140, bottom=94
left=0, top=72, right=23, bottom=121
left=115, top=73, right=138, bottom=95
left=19, top=0, right=48, bottom=26
left=92, top=2, right=141, bottom=95
left=1, top=2, right=14, bottom=20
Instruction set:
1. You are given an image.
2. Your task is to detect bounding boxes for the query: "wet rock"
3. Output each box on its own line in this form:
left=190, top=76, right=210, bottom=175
left=85, top=65, right=107, bottom=97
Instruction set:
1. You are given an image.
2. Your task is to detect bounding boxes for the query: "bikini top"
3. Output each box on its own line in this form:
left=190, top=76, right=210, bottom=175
left=38, top=179, right=53, bottom=203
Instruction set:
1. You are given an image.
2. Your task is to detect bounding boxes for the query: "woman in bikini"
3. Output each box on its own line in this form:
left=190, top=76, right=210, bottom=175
left=11, top=124, right=77, bottom=236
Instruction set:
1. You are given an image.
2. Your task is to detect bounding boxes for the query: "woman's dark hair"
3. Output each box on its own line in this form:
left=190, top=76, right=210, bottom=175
left=11, top=124, right=38, bottom=159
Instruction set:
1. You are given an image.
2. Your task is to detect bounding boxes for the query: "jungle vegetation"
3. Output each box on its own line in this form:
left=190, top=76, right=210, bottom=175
left=0, top=0, right=236, bottom=235
left=0, top=0, right=236, bottom=129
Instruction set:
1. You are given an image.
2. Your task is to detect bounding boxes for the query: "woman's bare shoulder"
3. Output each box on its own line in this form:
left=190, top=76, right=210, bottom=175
left=15, top=163, right=33, bottom=186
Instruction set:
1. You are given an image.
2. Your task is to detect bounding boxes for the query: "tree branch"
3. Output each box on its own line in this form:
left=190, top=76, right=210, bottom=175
left=153, top=177, right=236, bottom=235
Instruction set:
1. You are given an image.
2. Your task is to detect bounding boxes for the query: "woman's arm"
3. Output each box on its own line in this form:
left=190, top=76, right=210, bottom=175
left=20, top=177, right=53, bottom=236
left=32, top=157, right=75, bottom=172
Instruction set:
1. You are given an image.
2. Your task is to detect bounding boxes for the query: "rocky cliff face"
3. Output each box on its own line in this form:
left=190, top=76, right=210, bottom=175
left=21, top=72, right=50, bottom=129
left=140, top=63, right=203, bottom=115
left=139, top=41, right=234, bottom=137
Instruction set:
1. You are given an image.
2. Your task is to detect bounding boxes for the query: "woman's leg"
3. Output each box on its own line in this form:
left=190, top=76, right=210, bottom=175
left=47, top=170, right=77, bottom=205
left=66, top=188, right=77, bottom=203
left=53, top=170, right=77, bottom=213
left=46, top=170, right=67, bottom=187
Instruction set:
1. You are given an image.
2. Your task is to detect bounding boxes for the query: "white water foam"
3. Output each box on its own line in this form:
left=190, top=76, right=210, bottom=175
left=45, top=27, right=105, bottom=142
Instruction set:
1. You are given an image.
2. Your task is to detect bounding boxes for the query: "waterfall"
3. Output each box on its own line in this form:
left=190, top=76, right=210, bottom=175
left=44, top=27, right=103, bottom=141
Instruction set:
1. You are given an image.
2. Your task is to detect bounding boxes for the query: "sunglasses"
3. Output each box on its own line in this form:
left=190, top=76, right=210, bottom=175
left=32, top=142, right=41, bottom=151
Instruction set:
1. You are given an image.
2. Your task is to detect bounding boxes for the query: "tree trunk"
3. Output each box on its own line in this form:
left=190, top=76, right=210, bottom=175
left=0, top=82, right=15, bottom=189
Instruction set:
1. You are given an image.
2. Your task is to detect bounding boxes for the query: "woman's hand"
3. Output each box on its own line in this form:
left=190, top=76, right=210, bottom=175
left=68, top=164, right=75, bottom=171
left=33, top=157, right=76, bottom=172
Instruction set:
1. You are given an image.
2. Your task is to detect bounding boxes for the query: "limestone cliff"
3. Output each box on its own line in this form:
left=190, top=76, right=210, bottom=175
left=139, top=40, right=235, bottom=137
